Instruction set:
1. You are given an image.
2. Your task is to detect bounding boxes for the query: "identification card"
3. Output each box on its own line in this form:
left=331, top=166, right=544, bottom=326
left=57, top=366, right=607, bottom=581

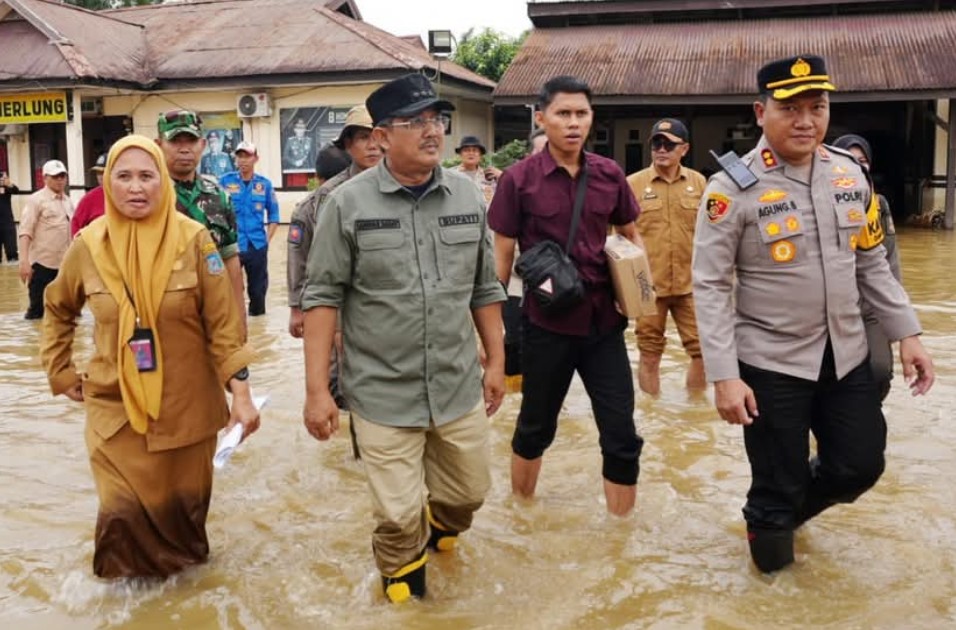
left=128, top=327, right=157, bottom=372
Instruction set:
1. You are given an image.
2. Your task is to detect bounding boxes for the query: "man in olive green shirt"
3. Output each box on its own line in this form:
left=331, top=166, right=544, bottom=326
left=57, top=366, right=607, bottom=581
left=300, top=74, right=505, bottom=604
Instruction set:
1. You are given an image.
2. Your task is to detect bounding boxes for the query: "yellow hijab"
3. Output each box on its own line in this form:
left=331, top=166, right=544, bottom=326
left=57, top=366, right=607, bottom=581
left=81, top=135, right=202, bottom=434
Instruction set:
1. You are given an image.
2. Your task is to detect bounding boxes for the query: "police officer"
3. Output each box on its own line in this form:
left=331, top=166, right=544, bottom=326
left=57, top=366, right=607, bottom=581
left=200, top=131, right=234, bottom=179
left=156, top=110, right=246, bottom=338
left=692, top=55, right=935, bottom=573
left=832, top=133, right=901, bottom=401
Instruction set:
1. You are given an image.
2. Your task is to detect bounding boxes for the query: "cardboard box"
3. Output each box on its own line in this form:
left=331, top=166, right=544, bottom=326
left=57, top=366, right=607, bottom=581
left=605, top=235, right=657, bottom=318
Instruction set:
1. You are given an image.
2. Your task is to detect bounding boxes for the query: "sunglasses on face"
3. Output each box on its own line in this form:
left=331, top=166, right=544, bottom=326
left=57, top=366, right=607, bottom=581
left=651, top=138, right=685, bottom=152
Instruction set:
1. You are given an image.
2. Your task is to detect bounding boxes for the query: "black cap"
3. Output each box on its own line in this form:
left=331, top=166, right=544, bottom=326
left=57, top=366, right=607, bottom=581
left=758, top=55, right=836, bottom=100
left=315, top=142, right=351, bottom=180
left=455, top=135, right=487, bottom=154
left=650, top=118, right=689, bottom=143
left=90, top=153, right=108, bottom=172
left=366, top=73, right=455, bottom=126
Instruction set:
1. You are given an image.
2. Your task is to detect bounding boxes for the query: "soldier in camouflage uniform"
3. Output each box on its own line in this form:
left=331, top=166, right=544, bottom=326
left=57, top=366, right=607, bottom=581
left=156, top=110, right=246, bottom=338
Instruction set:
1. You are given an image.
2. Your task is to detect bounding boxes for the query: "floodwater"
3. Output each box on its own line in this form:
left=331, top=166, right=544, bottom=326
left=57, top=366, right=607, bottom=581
left=1, top=227, right=954, bottom=629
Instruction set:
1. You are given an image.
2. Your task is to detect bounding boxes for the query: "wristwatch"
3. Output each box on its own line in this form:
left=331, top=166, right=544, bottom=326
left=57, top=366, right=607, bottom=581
left=232, top=367, right=249, bottom=381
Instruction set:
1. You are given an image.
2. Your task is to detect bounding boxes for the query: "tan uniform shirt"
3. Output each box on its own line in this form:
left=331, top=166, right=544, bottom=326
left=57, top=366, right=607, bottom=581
left=692, top=136, right=920, bottom=382
left=40, top=228, right=254, bottom=452
left=18, top=187, right=72, bottom=268
left=628, top=165, right=706, bottom=297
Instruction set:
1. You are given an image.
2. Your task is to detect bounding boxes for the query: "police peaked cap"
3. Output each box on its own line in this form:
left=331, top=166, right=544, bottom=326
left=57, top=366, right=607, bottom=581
left=758, top=55, right=836, bottom=100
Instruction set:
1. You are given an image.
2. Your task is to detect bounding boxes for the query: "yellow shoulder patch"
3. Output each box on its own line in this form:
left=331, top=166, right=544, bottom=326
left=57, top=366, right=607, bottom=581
left=201, top=241, right=218, bottom=255
left=856, top=191, right=884, bottom=251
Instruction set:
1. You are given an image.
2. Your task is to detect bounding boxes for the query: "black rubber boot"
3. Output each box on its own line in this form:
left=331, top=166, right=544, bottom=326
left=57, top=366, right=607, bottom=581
left=747, top=527, right=795, bottom=573
left=426, top=506, right=459, bottom=552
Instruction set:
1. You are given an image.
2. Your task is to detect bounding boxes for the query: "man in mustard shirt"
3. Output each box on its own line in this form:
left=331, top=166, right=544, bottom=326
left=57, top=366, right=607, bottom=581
left=627, top=119, right=707, bottom=394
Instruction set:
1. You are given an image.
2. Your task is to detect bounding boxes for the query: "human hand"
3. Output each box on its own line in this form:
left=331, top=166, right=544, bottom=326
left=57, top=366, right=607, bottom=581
left=899, top=335, right=934, bottom=396
left=714, top=378, right=758, bottom=425
left=226, top=389, right=261, bottom=442
left=18, top=260, right=32, bottom=284
left=289, top=307, right=304, bottom=338
left=484, top=166, right=502, bottom=181
left=63, top=382, right=84, bottom=402
left=303, top=393, right=340, bottom=441
left=482, top=363, right=505, bottom=416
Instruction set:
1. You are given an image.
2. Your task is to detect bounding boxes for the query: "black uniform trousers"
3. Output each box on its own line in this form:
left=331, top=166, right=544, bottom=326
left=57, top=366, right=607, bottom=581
left=0, top=205, right=17, bottom=262
left=740, top=341, right=886, bottom=532
left=26, top=263, right=58, bottom=319
left=239, top=244, right=268, bottom=316
left=513, top=317, right=643, bottom=485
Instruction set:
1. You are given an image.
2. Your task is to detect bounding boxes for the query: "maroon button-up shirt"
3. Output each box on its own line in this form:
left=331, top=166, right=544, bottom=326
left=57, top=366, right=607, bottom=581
left=489, top=149, right=640, bottom=336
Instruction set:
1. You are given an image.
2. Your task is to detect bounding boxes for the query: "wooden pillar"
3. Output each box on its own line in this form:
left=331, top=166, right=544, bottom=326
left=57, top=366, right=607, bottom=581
left=946, top=98, right=955, bottom=229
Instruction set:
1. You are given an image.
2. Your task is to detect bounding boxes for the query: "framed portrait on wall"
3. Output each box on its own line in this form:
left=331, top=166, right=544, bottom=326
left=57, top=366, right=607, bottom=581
left=279, top=106, right=351, bottom=187
left=199, top=112, right=242, bottom=179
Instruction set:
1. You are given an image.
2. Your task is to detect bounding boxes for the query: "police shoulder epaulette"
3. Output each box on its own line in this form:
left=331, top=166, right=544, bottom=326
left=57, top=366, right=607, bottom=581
left=824, top=143, right=862, bottom=166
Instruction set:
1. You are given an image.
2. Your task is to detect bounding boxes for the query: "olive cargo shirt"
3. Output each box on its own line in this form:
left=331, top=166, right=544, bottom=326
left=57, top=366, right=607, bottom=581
left=627, top=164, right=706, bottom=297
left=301, top=161, right=506, bottom=428
left=692, top=136, right=921, bottom=383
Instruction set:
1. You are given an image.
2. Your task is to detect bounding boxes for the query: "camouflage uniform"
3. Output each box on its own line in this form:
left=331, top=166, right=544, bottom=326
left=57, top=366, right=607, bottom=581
left=174, top=175, right=239, bottom=260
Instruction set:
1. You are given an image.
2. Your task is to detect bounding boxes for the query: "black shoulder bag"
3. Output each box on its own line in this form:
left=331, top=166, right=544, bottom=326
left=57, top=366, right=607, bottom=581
left=514, top=166, right=589, bottom=315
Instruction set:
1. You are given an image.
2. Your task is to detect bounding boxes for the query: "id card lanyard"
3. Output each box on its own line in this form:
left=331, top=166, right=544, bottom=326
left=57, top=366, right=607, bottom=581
left=123, top=283, right=157, bottom=372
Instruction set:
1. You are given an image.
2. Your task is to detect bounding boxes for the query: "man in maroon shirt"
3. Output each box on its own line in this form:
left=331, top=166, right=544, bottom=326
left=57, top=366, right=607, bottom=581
left=70, top=153, right=107, bottom=237
left=488, top=76, right=646, bottom=515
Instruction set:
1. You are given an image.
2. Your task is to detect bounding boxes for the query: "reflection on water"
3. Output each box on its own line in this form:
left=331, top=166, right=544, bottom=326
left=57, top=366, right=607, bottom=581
left=1, top=228, right=955, bottom=629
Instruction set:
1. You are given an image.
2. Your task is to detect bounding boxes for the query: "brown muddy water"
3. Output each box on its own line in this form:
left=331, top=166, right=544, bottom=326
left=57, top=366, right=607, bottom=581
left=1, top=227, right=954, bottom=629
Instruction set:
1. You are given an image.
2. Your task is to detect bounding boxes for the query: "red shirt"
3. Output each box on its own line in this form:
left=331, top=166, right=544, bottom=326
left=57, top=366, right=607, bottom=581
left=488, top=149, right=640, bottom=336
left=71, top=186, right=105, bottom=237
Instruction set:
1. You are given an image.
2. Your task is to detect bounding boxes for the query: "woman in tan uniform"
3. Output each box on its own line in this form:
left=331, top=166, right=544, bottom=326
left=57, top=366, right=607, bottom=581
left=40, top=135, right=258, bottom=579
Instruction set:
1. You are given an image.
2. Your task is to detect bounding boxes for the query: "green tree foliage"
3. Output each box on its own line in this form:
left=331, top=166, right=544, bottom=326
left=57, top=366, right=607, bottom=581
left=442, top=139, right=530, bottom=170
left=64, top=0, right=160, bottom=10
left=450, top=28, right=527, bottom=83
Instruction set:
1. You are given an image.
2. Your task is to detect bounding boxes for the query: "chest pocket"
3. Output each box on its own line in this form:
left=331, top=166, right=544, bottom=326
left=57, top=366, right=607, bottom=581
left=439, top=225, right=482, bottom=283
left=356, top=228, right=408, bottom=290
left=679, top=194, right=699, bottom=229
left=86, top=279, right=118, bottom=325
left=756, top=211, right=806, bottom=266
left=833, top=200, right=867, bottom=251
left=162, top=269, right=199, bottom=319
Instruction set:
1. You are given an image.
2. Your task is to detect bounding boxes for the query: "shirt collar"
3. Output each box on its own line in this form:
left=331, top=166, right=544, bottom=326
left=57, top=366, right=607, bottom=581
left=375, top=158, right=449, bottom=196
left=539, top=147, right=589, bottom=177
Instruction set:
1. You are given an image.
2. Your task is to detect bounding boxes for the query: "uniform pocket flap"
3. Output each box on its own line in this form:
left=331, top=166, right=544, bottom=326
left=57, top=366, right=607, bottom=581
left=835, top=206, right=867, bottom=230
left=167, top=270, right=199, bottom=291
left=356, top=229, right=405, bottom=250
left=439, top=225, right=482, bottom=245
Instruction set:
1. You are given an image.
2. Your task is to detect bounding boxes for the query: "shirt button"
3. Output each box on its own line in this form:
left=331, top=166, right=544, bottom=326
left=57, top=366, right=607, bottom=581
left=423, top=273, right=429, bottom=280
left=418, top=239, right=424, bottom=245
left=427, top=308, right=434, bottom=315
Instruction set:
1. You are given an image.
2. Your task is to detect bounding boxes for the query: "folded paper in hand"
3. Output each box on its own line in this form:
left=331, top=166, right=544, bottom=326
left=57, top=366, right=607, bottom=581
left=213, top=394, right=269, bottom=469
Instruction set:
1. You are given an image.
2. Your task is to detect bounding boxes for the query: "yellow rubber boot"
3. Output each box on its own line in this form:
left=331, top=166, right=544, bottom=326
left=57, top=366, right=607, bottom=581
left=426, top=506, right=459, bottom=552
left=381, top=551, right=427, bottom=603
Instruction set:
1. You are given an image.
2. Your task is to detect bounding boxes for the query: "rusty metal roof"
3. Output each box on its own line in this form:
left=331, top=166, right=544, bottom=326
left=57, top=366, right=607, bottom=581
left=496, top=11, right=956, bottom=103
left=0, top=0, right=149, bottom=85
left=0, top=0, right=493, bottom=92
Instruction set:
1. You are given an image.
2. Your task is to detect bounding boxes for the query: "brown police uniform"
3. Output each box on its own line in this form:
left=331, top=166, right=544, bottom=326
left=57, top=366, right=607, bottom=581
left=627, top=164, right=706, bottom=357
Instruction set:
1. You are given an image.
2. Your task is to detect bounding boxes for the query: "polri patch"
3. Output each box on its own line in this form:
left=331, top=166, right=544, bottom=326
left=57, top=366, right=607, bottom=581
left=439, top=214, right=480, bottom=227
left=288, top=222, right=304, bottom=244
left=205, top=251, right=225, bottom=275
left=706, top=192, right=731, bottom=223
left=355, top=218, right=401, bottom=231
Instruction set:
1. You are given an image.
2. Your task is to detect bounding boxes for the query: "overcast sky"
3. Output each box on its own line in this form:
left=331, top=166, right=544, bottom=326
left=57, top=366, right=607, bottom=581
left=357, top=0, right=533, bottom=43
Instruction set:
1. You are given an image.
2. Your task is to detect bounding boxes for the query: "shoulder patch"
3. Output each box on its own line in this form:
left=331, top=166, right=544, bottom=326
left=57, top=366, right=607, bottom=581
left=205, top=251, right=225, bottom=275
left=706, top=192, right=732, bottom=223
left=288, top=221, right=304, bottom=244
left=201, top=241, right=218, bottom=255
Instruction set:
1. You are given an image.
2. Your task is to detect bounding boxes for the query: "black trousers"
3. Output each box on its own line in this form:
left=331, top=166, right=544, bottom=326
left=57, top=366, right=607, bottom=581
left=740, top=342, right=886, bottom=532
left=0, top=209, right=17, bottom=261
left=239, top=244, right=269, bottom=316
left=27, top=263, right=58, bottom=318
left=513, top=318, right=643, bottom=485
left=502, top=296, right=523, bottom=376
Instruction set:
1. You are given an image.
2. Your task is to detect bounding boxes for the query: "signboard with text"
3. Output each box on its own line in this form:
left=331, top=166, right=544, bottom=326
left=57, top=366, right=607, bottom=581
left=0, top=92, right=69, bottom=124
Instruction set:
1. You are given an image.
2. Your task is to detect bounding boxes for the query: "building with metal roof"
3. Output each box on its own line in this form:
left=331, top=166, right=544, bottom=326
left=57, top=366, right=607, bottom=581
left=496, top=0, right=956, bottom=226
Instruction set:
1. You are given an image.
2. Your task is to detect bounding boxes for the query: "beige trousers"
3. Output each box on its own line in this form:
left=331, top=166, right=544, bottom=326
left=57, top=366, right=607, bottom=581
left=352, top=400, right=491, bottom=575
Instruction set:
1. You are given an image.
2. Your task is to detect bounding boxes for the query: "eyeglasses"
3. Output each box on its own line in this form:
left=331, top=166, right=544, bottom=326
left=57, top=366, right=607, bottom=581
left=384, top=114, right=450, bottom=132
left=651, top=138, right=685, bottom=152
